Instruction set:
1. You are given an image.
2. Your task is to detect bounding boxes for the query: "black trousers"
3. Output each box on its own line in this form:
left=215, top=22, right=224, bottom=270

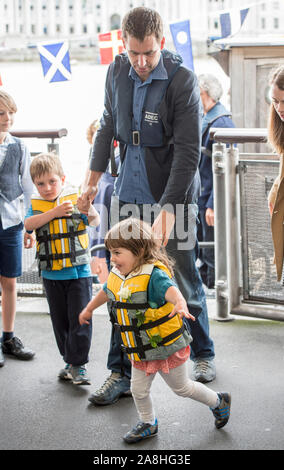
left=43, top=277, right=93, bottom=366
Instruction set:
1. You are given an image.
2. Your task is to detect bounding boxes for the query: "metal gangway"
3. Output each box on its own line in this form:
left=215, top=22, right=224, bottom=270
left=212, top=128, right=284, bottom=322
left=17, top=127, right=284, bottom=323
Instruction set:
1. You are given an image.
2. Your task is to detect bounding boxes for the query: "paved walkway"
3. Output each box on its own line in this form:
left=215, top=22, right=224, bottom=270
left=1, top=296, right=284, bottom=451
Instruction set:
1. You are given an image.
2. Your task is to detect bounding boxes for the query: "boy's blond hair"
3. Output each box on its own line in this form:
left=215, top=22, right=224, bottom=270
left=0, top=90, right=17, bottom=113
left=30, top=152, right=65, bottom=182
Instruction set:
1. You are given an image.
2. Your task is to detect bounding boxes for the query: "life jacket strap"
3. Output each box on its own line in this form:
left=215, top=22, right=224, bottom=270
left=36, top=228, right=87, bottom=243
left=111, top=300, right=150, bottom=310
left=37, top=248, right=87, bottom=262
left=120, top=325, right=185, bottom=358
left=114, top=312, right=177, bottom=332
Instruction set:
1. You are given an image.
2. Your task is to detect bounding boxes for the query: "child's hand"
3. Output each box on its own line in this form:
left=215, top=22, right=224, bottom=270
left=79, top=307, right=93, bottom=325
left=54, top=200, right=73, bottom=218
left=77, top=195, right=91, bottom=215
left=169, top=299, right=195, bottom=321
left=24, top=231, right=36, bottom=249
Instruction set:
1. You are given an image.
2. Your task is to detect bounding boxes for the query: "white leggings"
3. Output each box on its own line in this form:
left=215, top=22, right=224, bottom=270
left=131, top=361, right=218, bottom=423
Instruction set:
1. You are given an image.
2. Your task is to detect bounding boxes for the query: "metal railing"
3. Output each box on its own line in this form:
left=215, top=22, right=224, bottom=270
left=212, top=128, right=284, bottom=322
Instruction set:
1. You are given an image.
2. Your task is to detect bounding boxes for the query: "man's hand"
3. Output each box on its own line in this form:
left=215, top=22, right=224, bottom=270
left=205, top=207, right=214, bottom=227
left=79, top=185, right=99, bottom=215
left=152, top=209, right=175, bottom=248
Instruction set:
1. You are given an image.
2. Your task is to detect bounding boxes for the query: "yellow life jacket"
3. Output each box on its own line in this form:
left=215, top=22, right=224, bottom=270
left=31, top=185, right=90, bottom=271
left=106, top=261, right=191, bottom=362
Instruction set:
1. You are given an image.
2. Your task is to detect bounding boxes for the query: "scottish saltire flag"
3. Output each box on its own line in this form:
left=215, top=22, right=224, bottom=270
left=170, top=20, right=194, bottom=71
left=98, top=30, right=124, bottom=64
left=220, top=7, right=249, bottom=38
left=37, top=41, right=72, bottom=82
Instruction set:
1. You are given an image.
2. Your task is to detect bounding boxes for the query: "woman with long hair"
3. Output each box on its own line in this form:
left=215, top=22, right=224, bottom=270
left=267, top=66, right=284, bottom=283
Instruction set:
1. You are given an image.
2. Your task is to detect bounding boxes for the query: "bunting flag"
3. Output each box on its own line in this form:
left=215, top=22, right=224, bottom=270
left=220, top=7, right=250, bottom=38
left=37, top=41, right=72, bottom=82
left=169, top=20, right=194, bottom=71
left=98, top=29, right=124, bottom=64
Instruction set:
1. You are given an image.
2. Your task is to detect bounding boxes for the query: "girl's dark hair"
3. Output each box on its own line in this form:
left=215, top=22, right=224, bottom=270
left=122, top=7, right=163, bottom=42
left=105, top=217, right=174, bottom=276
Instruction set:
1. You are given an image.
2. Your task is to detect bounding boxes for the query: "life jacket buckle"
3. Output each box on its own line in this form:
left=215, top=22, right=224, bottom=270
left=132, top=131, right=140, bottom=146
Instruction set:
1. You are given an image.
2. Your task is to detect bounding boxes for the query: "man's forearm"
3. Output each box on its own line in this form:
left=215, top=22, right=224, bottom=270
left=86, top=170, right=103, bottom=189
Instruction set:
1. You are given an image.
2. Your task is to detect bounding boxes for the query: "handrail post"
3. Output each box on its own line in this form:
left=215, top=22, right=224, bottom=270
left=47, top=142, right=59, bottom=154
left=212, top=142, right=231, bottom=320
left=225, top=144, right=241, bottom=318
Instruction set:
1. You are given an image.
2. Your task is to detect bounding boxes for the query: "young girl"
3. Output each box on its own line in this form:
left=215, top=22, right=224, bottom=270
left=0, top=90, right=35, bottom=367
left=79, top=218, right=231, bottom=443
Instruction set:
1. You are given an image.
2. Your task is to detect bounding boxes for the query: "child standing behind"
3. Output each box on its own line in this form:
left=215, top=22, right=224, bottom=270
left=0, top=90, right=35, bottom=367
left=25, top=153, right=100, bottom=385
left=79, top=218, right=231, bottom=443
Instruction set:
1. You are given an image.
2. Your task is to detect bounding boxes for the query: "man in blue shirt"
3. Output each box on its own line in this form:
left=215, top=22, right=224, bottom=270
left=82, top=7, right=216, bottom=405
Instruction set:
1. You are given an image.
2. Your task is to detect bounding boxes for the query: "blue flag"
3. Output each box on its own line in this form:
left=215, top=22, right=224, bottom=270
left=170, top=20, right=194, bottom=71
left=37, top=41, right=72, bottom=83
left=220, top=7, right=249, bottom=38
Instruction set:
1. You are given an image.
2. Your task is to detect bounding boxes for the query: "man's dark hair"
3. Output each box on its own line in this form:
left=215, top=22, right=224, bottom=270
left=122, top=7, right=163, bottom=42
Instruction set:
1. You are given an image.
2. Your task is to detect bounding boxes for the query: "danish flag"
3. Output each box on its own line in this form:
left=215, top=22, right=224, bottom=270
left=98, top=29, right=124, bottom=65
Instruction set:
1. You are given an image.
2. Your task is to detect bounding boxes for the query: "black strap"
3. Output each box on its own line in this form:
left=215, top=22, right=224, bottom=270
left=112, top=300, right=150, bottom=310
left=37, top=248, right=87, bottom=262
left=37, top=228, right=87, bottom=243
left=114, top=312, right=177, bottom=333
left=42, top=229, right=51, bottom=270
left=121, top=325, right=185, bottom=357
left=110, top=137, right=119, bottom=177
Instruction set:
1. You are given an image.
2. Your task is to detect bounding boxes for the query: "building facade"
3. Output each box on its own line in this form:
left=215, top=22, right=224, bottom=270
left=0, top=0, right=283, bottom=53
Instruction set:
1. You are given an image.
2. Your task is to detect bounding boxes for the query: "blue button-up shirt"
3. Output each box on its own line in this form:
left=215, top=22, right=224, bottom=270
left=114, top=55, right=168, bottom=204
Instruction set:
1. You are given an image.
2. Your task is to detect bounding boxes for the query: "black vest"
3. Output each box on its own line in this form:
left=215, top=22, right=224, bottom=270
left=111, top=50, right=182, bottom=148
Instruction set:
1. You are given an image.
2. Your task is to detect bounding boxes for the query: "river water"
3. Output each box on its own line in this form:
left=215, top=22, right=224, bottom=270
left=0, top=55, right=229, bottom=186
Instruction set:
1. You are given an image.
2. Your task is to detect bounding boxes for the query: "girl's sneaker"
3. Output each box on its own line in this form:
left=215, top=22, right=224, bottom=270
left=211, top=392, right=231, bottom=429
left=58, top=363, right=72, bottom=381
left=123, top=419, right=158, bottom=444
left=71, top=365, right=91, bottom=385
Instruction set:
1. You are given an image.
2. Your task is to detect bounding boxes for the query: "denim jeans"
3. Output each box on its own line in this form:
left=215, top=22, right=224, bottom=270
left=106, top=198, right=215, bottom=379
left=0, top=220, right=23, bottom=278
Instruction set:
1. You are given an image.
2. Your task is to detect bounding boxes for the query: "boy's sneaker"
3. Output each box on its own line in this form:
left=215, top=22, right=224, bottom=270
left=71, top=365, right=91, bottom=385
left=88, top=372, right=131, bottom=405
left=123, top=419, right=158, bottom=444
left=58, top=363, right=72, bottom=381
left=211, top=392, right=231, bottom=429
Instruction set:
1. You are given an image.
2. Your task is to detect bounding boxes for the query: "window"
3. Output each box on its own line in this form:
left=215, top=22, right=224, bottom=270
left=274, top=17, right=279, bottom=28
